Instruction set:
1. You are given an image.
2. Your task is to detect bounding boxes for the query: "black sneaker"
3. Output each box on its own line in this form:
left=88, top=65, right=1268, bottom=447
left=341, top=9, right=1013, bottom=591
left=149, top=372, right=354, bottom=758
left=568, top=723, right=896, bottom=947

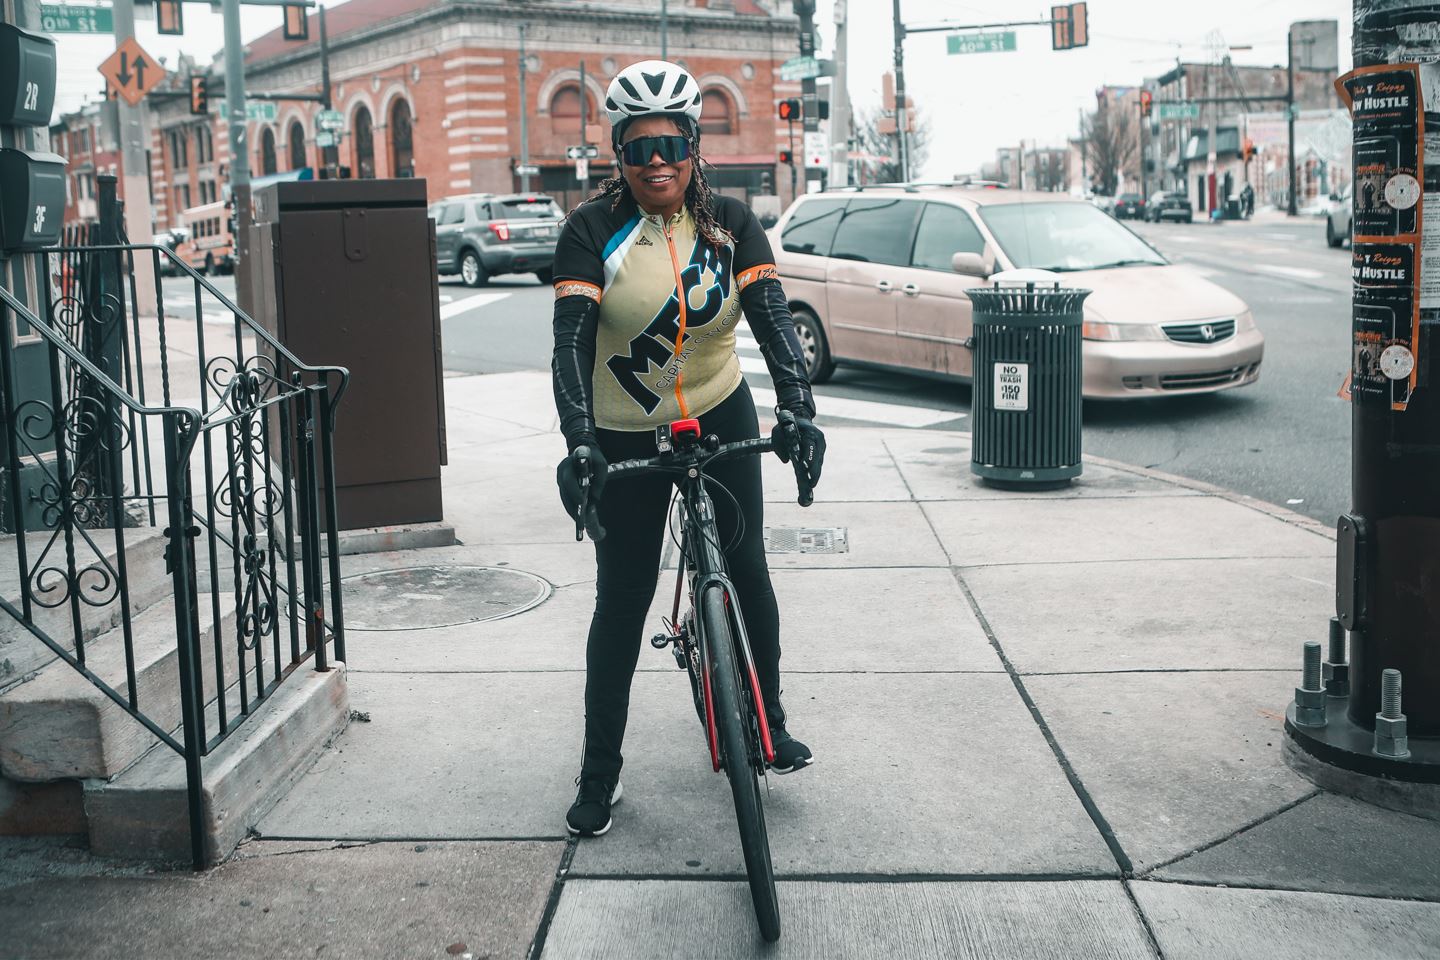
left=566, top=776, right=623, bottom=837
left=766, top=705, right=813, bottom=774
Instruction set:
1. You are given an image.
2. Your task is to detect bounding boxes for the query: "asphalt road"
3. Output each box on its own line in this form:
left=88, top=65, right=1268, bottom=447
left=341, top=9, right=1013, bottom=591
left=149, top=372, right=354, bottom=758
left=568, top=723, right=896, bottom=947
left=171, top=211, right=1352, bottom=524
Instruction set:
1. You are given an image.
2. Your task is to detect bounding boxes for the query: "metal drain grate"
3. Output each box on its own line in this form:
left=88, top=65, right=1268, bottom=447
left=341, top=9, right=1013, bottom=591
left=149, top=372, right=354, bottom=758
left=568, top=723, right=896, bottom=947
left=763, top=527, right=850, bottom=554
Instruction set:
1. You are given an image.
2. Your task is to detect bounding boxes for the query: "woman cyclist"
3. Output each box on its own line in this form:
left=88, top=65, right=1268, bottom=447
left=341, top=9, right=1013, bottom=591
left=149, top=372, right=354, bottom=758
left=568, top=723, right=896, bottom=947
left=551, top=60, right=826, bottom=837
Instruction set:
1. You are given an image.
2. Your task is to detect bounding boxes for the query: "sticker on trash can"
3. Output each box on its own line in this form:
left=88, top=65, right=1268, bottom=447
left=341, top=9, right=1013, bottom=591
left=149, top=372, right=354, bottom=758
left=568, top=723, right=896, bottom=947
left=993, top=362, right=1029, bottom=411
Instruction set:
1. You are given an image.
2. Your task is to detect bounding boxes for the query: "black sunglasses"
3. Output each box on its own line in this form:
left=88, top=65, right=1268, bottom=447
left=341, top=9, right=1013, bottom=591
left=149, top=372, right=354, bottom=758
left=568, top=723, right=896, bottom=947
left=620, top=135, right=691, bottom=167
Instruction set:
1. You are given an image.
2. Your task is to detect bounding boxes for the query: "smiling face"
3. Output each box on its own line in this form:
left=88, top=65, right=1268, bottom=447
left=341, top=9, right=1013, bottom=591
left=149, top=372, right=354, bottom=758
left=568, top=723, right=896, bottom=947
left=619, top=115, right=693, bottom=219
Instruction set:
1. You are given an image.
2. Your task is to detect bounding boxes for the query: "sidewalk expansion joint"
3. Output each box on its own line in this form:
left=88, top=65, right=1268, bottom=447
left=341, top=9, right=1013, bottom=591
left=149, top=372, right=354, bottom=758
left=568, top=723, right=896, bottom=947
left=561, top=870, right=1123, bottom=884
left=1136, top=789, right=1323, bottom=878
left=257, top=834, right=572, bottom=843
left=1132, top=874, right=1440, bottom=905
left=1121, top=878, right=1167, bottom=960
left=527, top=837, right=578, bottom=960
left=1018, top=668, right=1296, bottom=677
left=952, top=554, right=1330, bottom=571
left=950, top=567, right=1138, bottom=878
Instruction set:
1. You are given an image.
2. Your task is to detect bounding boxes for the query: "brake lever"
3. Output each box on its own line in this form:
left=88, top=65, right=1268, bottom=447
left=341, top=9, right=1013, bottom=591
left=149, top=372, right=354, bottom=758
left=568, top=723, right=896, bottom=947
left=573, top=447, right=590, bottom=542
left=773, top=409, right=814, bottom=508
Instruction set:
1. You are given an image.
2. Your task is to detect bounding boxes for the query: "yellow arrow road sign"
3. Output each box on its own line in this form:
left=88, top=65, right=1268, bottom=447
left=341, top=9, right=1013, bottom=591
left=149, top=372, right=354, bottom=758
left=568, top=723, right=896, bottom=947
left=98, top=37, right=165, bottom=107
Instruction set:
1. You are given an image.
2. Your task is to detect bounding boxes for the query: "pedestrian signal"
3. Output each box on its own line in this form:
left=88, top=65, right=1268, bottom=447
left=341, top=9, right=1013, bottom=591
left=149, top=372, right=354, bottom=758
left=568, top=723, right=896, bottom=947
left=777, top=99, right=802, bottom=122
left=1051, top=2, right=1088, bottom=51
left=189, top=76, right=209, bottom=116
left=156, top=0, right=183, bottom=35
left=1139, top=90, right=1152, bottom=117
left=1242, top=138, right=1255, bottom=162
left=779, top=149, right=794, bottom=165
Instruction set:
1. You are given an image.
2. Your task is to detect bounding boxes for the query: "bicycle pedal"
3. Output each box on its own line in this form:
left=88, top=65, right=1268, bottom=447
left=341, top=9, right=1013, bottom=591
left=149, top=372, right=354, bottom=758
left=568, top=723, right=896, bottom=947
left=650, top=632, right=673, bottom=650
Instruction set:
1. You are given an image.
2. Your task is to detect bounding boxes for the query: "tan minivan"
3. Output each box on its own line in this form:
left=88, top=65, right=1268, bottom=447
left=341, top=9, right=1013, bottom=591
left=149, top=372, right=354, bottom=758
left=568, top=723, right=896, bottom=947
left=772, top=185, right=1264, bottom=398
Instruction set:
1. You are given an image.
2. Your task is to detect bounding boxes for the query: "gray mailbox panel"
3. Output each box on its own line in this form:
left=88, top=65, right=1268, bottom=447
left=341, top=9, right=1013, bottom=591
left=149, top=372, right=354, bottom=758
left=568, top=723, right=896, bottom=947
left=0, top=24, right=58, bottom=127
left=0, top=148, right=66, bottom=251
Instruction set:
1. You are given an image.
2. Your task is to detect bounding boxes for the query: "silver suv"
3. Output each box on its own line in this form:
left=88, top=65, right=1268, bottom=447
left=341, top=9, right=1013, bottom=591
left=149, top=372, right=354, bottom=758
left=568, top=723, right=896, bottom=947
left=429, top=192, right=563, bottom=286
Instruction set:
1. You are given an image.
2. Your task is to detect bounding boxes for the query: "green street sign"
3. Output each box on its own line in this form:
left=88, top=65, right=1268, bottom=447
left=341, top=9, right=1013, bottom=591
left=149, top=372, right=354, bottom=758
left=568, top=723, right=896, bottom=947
left=1156, top=101, right=1201, bottom=121
left=946, top=31, right=1016, bottom=55
left=246, top=101, right=276, bottom=122
left=780, top=56, right=827, bottom=81
left=40, top=3, right=113, bottom=33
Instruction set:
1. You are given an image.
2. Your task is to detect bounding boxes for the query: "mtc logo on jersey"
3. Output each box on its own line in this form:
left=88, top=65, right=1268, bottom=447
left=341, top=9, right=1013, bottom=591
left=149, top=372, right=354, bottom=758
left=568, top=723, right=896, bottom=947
left=607, top=242, right=735, bottom=413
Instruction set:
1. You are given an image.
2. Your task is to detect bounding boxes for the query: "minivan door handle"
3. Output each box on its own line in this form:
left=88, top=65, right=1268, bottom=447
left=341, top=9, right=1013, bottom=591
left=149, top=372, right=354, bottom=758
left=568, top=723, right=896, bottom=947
left=901, top=283, right=920, bottom=297
left=875, top=280, right=893, bottom=292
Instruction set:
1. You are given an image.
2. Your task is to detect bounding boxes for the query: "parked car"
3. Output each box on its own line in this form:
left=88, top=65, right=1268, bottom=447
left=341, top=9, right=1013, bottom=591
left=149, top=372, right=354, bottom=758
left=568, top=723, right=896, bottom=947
left=1146, top=191, right=1194, bottom=223
left=1113, top=192, right=1146, bottom=219
left=1090, top=194, right=1116, bottom=216
left=429, top=192, right=563, bottom=286
left=1326, top=184, right=1353, bottom=248
left=770, top=185, right=1264, bottom=399
left=152, top=228, right=188, bottom=276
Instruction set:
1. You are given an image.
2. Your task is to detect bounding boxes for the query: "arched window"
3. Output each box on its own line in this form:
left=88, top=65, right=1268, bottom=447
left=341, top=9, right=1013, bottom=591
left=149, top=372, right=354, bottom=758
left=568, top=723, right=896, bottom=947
left=260, top=127, right=277, bottom=175
left=549, top=84, right=595, bottom=136
left=699, top=89, right=734, bottom=136
left=288, top=119, right=306, bottom=170
left=352, top=106, right=375, bottom=178
left=389, top=99, right=414, bottom=178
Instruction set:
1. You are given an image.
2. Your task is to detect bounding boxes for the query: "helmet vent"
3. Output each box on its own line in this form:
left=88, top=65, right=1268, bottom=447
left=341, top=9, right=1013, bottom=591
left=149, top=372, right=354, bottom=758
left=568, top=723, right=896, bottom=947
left=642, top=71, right=667, bottom=96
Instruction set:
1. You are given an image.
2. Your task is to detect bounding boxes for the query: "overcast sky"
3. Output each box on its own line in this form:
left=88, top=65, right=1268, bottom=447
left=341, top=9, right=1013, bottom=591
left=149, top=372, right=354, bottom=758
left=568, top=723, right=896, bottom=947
left=50, top=0, right=1353, bottom=177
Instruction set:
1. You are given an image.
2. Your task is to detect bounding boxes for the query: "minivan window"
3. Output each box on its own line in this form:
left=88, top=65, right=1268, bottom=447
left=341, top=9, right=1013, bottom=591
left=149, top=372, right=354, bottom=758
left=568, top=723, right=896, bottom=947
left=910, top=203, right=986, bottom=271
left=500, top=197, right=561, bottom=219
left=780, top=197, right=847, bottom=257
left=830, top=198, right=920, bottom=266
left=978, top=201, right=1166, bottom=272
left=439, top=204, right=466, bottom=225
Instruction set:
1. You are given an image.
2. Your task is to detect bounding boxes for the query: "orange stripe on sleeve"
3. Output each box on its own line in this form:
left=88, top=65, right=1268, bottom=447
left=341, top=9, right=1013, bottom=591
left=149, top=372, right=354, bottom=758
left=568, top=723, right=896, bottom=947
left=554, top=280, right=601, bottom=302
left=736, top=263, right=778, bottom=291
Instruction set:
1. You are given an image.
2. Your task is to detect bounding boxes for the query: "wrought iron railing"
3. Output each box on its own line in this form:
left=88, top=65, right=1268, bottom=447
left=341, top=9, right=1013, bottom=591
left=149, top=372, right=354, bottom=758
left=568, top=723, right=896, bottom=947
left=0, top=203, right=348, bottom=869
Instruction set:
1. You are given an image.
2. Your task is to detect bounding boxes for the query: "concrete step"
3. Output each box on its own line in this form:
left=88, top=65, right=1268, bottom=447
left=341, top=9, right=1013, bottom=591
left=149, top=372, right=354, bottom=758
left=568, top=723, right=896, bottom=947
left=0, top=592, right=241, bottom=781
left=84, top=663, right=348, bottom=863
left=1, top=527, right=173, bottom=695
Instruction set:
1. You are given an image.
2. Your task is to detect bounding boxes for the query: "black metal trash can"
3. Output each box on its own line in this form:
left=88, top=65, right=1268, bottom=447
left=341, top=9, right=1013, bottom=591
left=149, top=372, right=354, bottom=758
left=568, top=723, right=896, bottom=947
left=968, top=281, right=1090, bottom=486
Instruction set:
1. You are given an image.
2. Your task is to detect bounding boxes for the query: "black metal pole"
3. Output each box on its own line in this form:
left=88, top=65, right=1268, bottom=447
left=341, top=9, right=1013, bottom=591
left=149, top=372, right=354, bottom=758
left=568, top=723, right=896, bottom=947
left=320, top=5, right=337, bottom=177
left=1286, top=29, right=1297, bottom=216
left=890, top=0, right=908, bottom=181
left=319, top=383, right=344, bottom=664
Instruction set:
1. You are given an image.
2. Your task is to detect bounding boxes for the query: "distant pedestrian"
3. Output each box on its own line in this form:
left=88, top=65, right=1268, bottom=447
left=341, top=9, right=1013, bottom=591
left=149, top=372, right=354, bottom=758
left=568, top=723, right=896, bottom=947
left=1241, top=182, right=1254, bottom=218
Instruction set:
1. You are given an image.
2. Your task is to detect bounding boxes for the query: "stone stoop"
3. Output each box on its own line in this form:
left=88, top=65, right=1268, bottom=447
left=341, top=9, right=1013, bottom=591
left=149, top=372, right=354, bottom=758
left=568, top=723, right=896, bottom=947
left=84, top=663, right=349, bottom=864
left=0, top=528, right=172, bottom=694
left=0, top=593, right=242, bottom=782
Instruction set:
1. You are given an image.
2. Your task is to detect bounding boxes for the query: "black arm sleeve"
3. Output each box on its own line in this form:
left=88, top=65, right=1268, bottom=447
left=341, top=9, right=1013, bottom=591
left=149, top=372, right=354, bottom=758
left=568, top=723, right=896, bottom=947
left=724, top=196, right=816, bottom=419
left=552, top=294, right=600, bottom=452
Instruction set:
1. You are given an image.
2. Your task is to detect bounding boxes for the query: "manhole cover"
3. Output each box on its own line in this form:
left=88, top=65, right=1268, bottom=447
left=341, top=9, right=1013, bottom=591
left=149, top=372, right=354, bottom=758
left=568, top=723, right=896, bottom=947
left=340, top=565, right=551, bottom=631
left=762, top=527, right=849, bottom=555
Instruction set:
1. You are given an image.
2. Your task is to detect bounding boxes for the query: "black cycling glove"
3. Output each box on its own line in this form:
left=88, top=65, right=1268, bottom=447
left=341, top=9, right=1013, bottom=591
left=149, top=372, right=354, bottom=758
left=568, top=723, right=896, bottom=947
left=771, top=415, right=826, bottom=487
left=556, top=444, right=608, bottom=541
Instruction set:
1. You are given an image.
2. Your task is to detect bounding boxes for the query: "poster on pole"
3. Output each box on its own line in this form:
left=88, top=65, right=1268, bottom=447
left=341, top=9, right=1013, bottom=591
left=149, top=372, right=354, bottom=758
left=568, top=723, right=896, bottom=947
left=1338, top=63, right=1424, bottom=410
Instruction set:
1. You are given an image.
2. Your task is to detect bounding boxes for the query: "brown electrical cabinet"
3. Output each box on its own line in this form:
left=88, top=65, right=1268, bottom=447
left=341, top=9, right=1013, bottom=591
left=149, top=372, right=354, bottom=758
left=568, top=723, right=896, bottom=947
left=250, top=179, right=446, bottom=530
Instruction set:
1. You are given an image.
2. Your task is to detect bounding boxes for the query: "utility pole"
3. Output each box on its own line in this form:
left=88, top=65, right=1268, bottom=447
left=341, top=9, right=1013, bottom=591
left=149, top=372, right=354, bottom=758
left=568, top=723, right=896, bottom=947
left=1206, top=60, right=1218, bottom=215
left=319, top=4, right=337, bottom=177
left=109, top=0, right=156, bottom=314
left=518, top=23, right=531, bottom=193
left=830, top=0, right=850, bottom=188
left=578, top=59, right=589, bottom=195
left=222, top=0, right=253, bottom=316
left=1284, top=0, right=1440, bottom=803
left=1285, top=26, right=1298, bottom=216
left=660, top=0, right=668, bottom=60
left=793, top=0, right=820, bottom=190
left=890, top=0, right=908, bottom=182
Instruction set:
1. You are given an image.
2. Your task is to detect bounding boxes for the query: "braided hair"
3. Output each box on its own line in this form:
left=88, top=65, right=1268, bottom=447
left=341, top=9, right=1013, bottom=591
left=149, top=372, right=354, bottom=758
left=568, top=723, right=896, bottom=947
left=582, top=117, right=733, bottom=248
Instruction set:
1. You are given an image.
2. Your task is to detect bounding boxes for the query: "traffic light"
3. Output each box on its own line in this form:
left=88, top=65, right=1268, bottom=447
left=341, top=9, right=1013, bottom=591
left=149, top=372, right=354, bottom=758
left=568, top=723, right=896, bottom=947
left=779, top=149, right=794, bottom=166
left=156, top=0, right=183, bottom=35
left=777, top=99, right=802, bottom=122
left=760, top=171, right=773, bottom=194
left=1242, top=138, right=1256, bottom=162
left=817, top=100, right=830, bottom=121
left=189, top=75, right=209, bottom=116
left=283, top=2, right=309, bottom=40
left=1051, top=2, right=1089, bottom=50
left=1139, top=90, right=1153, bottom=117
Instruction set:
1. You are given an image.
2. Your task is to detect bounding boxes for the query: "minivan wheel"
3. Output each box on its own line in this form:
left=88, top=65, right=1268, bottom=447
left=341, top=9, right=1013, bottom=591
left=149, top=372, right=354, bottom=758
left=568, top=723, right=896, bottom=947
left=461, top=251, right=488, bottom=288
left=792, top=307, right=835, bottom=384
left=1326, top=220, right=1342, bottom=248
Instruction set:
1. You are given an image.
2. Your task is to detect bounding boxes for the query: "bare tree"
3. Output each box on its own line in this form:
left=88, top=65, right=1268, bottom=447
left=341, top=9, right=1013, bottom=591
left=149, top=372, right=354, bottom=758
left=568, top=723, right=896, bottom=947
left=1082, top=104, right=1137, bottom=196
left=854, top=103, right=931, bottom=183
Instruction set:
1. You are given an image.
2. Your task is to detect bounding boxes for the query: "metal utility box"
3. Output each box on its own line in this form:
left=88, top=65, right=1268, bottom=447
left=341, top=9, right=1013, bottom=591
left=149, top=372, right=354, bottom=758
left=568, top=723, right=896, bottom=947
left=250, top=178, right=446, bottom=530
left=0, top=148, right=65, bottom=250
left=968, top=278, right=1089, bottom=487
left=0, top=23, right=57, bottom=127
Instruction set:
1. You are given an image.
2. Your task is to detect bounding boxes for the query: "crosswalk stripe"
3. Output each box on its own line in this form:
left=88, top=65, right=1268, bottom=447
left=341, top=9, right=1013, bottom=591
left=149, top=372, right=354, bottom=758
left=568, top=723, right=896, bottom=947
left=440, top=291, right=512, bottom=320
left=749, top=384, right=964, bottom=428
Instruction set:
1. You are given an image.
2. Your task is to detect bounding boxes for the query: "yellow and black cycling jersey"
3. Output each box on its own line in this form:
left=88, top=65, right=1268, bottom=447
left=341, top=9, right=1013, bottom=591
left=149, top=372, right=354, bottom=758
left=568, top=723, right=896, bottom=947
left=551, top=192, right=813, bottom=449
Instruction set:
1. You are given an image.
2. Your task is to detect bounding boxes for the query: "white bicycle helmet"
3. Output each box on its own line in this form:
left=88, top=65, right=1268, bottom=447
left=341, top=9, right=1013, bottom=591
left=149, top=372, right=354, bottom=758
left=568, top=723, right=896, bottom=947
left=604, top=60, right=702, bottom=141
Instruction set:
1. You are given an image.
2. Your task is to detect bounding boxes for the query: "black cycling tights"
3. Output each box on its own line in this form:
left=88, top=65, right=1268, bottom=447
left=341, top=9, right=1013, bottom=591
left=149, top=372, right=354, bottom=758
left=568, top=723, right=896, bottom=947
left=581, top=382, right=781, bottom=781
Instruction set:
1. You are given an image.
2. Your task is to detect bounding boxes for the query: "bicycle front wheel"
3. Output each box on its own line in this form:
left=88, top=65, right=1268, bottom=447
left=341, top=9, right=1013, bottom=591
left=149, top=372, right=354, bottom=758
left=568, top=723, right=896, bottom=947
left=701, top=585, right=781, bottom=942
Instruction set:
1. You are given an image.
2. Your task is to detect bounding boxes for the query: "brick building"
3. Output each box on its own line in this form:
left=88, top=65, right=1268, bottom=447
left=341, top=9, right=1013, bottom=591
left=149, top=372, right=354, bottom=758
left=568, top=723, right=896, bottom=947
left=50, top=0, right=804, bottom=231
left=49, top=103, right=121, bottom=225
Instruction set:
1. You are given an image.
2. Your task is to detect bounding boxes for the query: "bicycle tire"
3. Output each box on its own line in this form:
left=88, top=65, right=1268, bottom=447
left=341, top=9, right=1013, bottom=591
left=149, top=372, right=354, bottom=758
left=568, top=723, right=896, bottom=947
left=700, top=585, right=781, bottom=942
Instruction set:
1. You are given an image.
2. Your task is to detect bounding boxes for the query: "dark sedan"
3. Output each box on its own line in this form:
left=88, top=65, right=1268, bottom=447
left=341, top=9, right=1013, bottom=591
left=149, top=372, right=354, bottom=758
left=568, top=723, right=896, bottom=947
left=1114, top=193, right=1146, bottom=219
left=1147, top=191, right=1194, bottom=223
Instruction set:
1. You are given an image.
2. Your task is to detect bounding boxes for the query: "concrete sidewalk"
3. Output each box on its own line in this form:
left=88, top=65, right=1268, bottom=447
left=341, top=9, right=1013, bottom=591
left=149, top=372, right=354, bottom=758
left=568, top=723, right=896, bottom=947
left=4, top=370, right=1439, bottom=960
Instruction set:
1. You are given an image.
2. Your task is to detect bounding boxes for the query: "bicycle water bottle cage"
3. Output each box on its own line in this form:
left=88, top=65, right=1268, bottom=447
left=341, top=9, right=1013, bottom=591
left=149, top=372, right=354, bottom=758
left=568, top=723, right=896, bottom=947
left=670, top=418, right=702, bottom=448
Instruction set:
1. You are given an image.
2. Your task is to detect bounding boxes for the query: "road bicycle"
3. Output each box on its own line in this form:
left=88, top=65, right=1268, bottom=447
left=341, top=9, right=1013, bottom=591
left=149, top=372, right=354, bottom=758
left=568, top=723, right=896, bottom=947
left=573, top=409, right=813, bottom=943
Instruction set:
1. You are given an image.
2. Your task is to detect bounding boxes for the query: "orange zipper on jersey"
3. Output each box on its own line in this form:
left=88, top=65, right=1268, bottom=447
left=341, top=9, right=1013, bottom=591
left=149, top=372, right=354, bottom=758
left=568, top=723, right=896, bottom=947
left=663, top=217, right=690, bottom=418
